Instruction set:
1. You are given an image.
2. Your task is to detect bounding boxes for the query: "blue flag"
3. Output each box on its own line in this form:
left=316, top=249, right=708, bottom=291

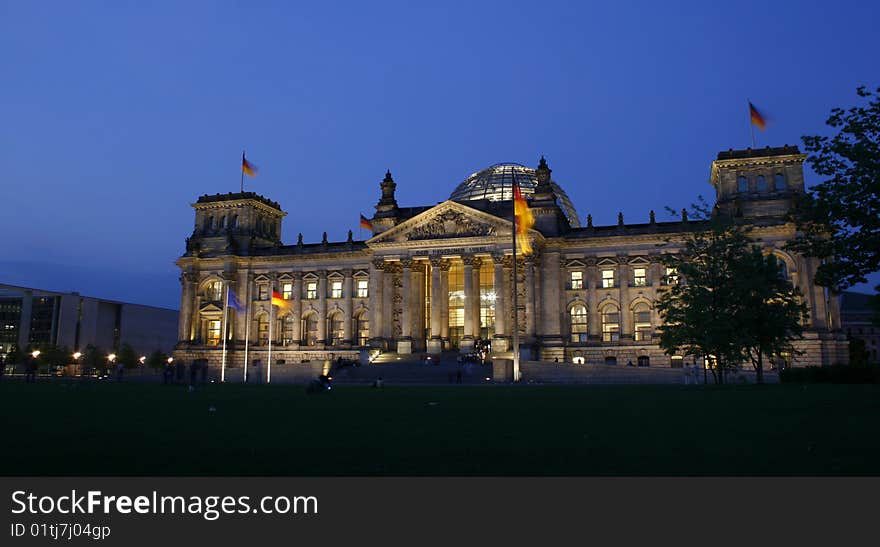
left=228, top=289, right=244, bottom=312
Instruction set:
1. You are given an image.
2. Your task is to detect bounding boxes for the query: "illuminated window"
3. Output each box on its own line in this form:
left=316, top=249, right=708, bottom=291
left=756, top=175, right=767, bottom=191
left=282, top=315, right=295, bottom=346
left=601, top=305, right=619, bottom=342
left=356, top=312, right=370, bottom=346
left=329, top=312, right=344, bottom=345
left=356, top=279, right=369, bottom=298
left=306, top=281, right=317, bottom=300
left=206, top=281, right=223, bottom=301
left=331, top=280, right=343, bottom=299
left=633, top=268, right=646, bottom=287
left=570, top=271, right=583, bottom=290
left=257, top=315, right=269, bottom=345
left=633, top=302, right=652, bottom=341
left=258, top=284, right=268, bottom=301
left=671, top=355, right=683, bottom=368
left=601, top=269, right=615, bottom=288
left=570, top=304, right=588, bottom=343
left=737, top=176, right=749, bottom=193
left=479, top=263, right=495, bottom=338
left=665, top=267, right=678, bottom=285
left=282, top=283, right=293, bottom=300
left=207, top=320, right=221, bottom=346
left=303, top=313, right=318, bottom=346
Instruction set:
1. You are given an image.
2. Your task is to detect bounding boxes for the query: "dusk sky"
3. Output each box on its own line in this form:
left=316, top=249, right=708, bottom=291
left=2, top=1, right=878, bottom=309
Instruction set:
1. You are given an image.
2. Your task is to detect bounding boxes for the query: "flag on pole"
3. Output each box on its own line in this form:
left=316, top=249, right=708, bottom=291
left=242, top=152, right=258, bottom=177
left=228, top=289, right=244, bottom=312
left=749, top=102, right=767, bottom=131
left=359, top=214, right=374, bottom=232
left=513, top=182, right=535, bottom=255
left=271, top=290, right=290, bottom=310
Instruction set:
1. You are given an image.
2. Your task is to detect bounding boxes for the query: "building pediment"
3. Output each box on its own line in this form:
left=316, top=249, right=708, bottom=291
left=368, top=201, right=512, bottom=246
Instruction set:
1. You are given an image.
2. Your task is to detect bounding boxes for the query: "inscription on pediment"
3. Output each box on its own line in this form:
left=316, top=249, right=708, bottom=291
left=407, top=210, right=496, bottom=241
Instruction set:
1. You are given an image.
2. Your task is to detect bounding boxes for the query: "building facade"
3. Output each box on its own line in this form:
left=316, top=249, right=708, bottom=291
left=0, top=283, right=179, bottom=360
left=840, top=291, right=879, bottom=363
left=174, top=146, right=848, bottom=377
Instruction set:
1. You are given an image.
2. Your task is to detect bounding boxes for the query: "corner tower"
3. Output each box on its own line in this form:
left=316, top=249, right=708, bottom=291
left=710, top=145, right=806, bottom=221
left=186, top=192, right=286, bottom=257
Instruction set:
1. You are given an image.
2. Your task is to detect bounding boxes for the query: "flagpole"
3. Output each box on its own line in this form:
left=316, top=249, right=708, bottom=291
left=511, top=178, right=521, bottom=383
left=240, top=150, right=245, bottom=193
left=221, top=284, right=229, bottom=383
left=243, top=285, right=250, bottom=383
left=748, top=100, right=755, bottom=149
left=267, top=287, right=274, bottom=384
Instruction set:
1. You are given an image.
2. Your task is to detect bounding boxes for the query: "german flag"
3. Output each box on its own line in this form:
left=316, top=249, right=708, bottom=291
left=242, top=152, right=258, bottom=177
left=359, top=213, right=374, bottom=232
left=749, top=102, right=767, bottom=131
left=271, top=290, right=290, bottom=310
left=513, top=181, right=535, bottom=255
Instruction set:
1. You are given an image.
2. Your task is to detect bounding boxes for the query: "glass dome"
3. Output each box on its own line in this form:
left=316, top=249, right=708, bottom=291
left=449, top=163, right=581, bottom=228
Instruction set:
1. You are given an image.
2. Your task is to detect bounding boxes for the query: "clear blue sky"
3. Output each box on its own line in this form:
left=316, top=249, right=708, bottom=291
left=1, top=0, right=877, bottom=309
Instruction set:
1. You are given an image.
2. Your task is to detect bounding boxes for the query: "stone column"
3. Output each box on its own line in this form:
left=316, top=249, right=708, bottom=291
left=439, top=260, right=450, bottom=346
left=397, top=259, right=413, bottom=354
left=234, top=268, right=250, bottom=344
left=383, top=263, right=394, bottom=341
left=178, top=274, right=195, bottom=343
left=803, top=256, right=827, bottom=329
left=369, top=259, right=384, bottom=348
left=342, top=269, right=354, bottom=347
left=587, top=260, right=599, bottom=340
left=828, top=290, right=842, bottom=330
left=220, top=273, right=231, bottom=344
left=524, top=257, right=536, bottom=341
left=461, top=256, right=476, bottom=352
left=428, top=258, right=443, bottom=354
left=540, top=251, right=563, bottom=347
left=317, top=270, right=327, bottom=345
left=291, top=272, right=302, bottom=345
left=618, top=258, right=630, bottom=339
left=471, top=257, right=483, bottom=339
left=491, top=253, right=508, bottom=352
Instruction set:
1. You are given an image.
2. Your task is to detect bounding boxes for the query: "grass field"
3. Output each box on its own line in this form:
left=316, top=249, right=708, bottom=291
left=1, top=380, right=878, bottom=476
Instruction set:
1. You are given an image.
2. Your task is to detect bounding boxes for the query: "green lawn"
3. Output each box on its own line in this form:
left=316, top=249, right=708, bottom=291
left=1, top=380, right=878, bottom=476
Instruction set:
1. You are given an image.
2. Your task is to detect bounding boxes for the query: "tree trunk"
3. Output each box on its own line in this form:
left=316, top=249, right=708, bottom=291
left=756, top=351, right=764, bottom=385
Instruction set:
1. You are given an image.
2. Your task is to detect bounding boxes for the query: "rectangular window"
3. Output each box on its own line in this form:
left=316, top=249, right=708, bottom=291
left=282, top=282, right=293, bottom=300
left=331, top=280, right=343, bottom=299
left=258, top=284, right=268, bottom=301
left=306, top=282, right=317, bottom=300
left=570, top=271, right=583, bottom=290
left=665, top=267, right=678, bottom=285
left=356, top=279, right=369, bottom=298
left=633, top=268, right=646, bottom=287
left=601, top=269, right=615, bottom=288
left=207, top=320, right=221, bottom=346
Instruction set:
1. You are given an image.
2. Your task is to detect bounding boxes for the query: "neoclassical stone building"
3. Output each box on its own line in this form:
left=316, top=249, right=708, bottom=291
left=174, top=146, right=848, bottom=375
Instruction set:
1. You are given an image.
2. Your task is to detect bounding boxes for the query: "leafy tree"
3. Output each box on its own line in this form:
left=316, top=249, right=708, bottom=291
left=787, top=86, right=880, bottom=292
left=5, top=345, right=22, bottom=366
left=146, top=350, right=168, bottom=369
left=735, top=249, right=807, bottom=384
left=81, top=344, right=104, bottom=376
left=36, top=344, right=69, bottom=374
left=657, top=205, right=807, bottom=383
left=117, top=343, right=138, bottom=369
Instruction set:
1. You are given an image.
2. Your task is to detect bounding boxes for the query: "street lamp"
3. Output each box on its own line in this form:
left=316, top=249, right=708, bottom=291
left=107, top=353, right=116, bottom=363
left=167, top=357, right=174, bottom=364
left=32, top=350, right=41, bottom=358
left=73, top=352, right=82, bottom=360
left=138, top=356, right=146, bottom=365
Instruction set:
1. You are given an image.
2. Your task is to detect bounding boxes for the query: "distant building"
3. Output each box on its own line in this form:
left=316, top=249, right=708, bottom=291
left=0, top=283, right=178, bottom=359
left=174, top=145, right=848, bottom=378
left=840, top=291, right=879, bottom=363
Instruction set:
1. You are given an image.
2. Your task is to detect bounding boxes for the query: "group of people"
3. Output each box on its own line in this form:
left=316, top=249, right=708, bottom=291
left=163, top=359, right=209, bottom=386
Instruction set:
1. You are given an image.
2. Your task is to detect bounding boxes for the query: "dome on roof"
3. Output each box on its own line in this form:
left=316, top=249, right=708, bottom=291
left=449, top=163, right=580, bottom=228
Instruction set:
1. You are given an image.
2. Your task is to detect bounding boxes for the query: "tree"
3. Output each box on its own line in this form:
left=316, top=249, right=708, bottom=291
left=657, top=207, right=807, bottom=384
left=735, top=250, right=807, bottom=384
left=787, top=86, right=880, bottom=292
left=146, top=349, right=168, bottom=370
left=81, top=344, right=104, bottom=376
left=117, top=343, right=138, bottom=369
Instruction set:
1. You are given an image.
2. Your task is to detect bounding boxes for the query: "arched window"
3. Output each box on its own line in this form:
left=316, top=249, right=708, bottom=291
left=633, top=302, right=652, bottom=342
left=774, top=173, right=786, bottom=190
left=356, top=311, right=370, bottom=346
left=204, top=215, right=214, bottom=232
left=737, top=176, right=749, bottom=193
left=604, top=356, right=617, bottom=366
left=231, top=214, right=239, bottom=229
left=281, top=315, right=295, bottom=346
left=303, top=313, right=318, bottom=346
left=206, top=280, right=223, bottom=301
left=257, top=314, right=269, bottom=346
left=756, top=175, right=767, bottom=191
left=329, top=311, right=344, bottom=345
left=601, top=304, right=620, bottom=342
left=570, top=304, right=588, bottom=343
left=219, top=215, right=227, bottom=229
